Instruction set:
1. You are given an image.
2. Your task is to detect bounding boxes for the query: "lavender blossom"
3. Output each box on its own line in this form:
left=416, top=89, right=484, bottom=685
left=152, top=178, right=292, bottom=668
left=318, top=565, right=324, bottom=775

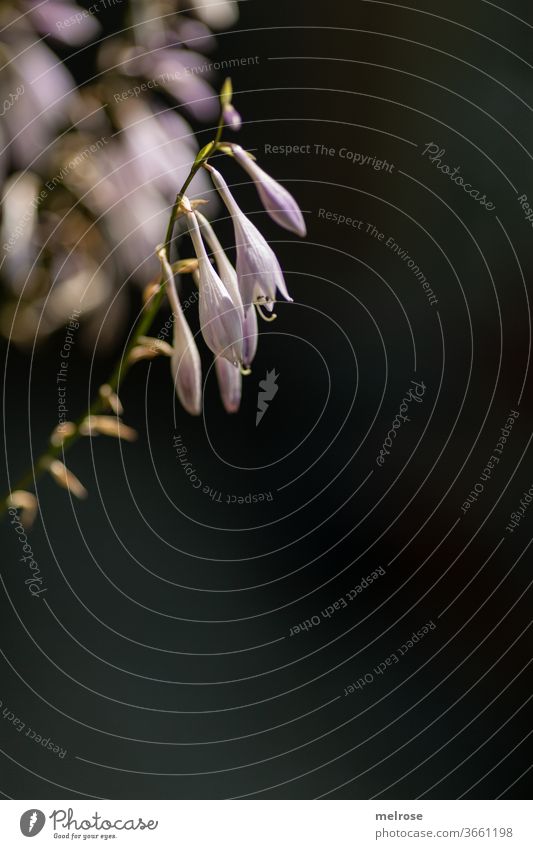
left=232, top=145, right=306, bottom=236
left=195, top=212, right=244, bottom=325
left=158, top=249, right=202, bottom=416
left=208, top=166, right=293, bottom=313
left=222, top=104, right=242, bottom=131
left=196, top=212, right=258, bottom=367
left=215, top=357, right=242, bottom=413
left=186, top=210, right=243, bottom=365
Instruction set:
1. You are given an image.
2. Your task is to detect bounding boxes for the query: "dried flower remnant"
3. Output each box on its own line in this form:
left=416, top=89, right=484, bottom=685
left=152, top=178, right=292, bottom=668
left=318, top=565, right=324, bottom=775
left=186, top=207, right=244, bottom=366
left=0, top=73, right=308, bottom=523
left=215, top=356, right=242, bottom=413
left=242, top=303, right=259, bottom=368
left=195, top=211, right=244, bottom=328
left=99, top=384, right=123, bottom=416
left=79, top=416, right=138, bottom=442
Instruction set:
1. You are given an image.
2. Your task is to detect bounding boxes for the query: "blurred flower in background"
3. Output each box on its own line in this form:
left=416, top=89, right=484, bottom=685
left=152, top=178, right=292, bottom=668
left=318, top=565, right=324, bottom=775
left=0, top=0, right=230, bottom=349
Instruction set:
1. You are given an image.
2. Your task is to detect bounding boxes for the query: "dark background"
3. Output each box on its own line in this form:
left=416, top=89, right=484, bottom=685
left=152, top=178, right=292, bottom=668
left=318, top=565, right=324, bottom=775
left=1, top=0, right=533, bottom=798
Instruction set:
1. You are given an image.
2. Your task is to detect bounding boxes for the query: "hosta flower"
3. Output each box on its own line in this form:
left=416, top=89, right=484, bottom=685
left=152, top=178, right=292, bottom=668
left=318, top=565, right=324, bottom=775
left=232, top=145, right=306, bottom=237
left=158, top=249, right=202, bottom=415
left=195, top=211, right=244, bottom=324
left=186, top=210, right=243, bottom=365
left=215, top=357, right=242, bottom=413
left=197, top=212, right=258, bottom=367
left=208, top=165, right=293, bottom=313
left=242, top=303, right=258, bottom=367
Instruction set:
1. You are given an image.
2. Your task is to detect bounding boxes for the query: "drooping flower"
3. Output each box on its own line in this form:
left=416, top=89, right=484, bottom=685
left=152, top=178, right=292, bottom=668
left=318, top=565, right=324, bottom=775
left=231, top=145, right=306, bottom=237
left=208, top=165, right=293, bottom=313
left=158, top=248, right=202, bottom=416
left=215, top=357, right=242, bottom=413
left=242, top=303, right=258, bottom=367
left=196, top=212, right=258, bottom=367
left=186, top=209, right=243, bottom=365
left=113, top=45, right=218, bottom=121
left=6, top=490, right=38, bottom=529
left=195, top=212, right=244, bottom=325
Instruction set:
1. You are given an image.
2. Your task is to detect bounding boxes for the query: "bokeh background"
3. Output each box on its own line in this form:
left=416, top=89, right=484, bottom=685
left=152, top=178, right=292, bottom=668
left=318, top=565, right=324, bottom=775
left=1, top=0, right=533, bottom=798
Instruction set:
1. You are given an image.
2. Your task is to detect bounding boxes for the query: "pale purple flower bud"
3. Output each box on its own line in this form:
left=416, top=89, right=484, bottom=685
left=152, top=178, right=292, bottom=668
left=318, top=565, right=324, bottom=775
left=215, top=357, right=242, bottom=413
left=195, top=212, right=244, bottom=327
left=232, top=145, right=306, bottom=237
left=242, top=304, right=258, bottom=367
left=158, top=249, right=202, bottom=416
left=222, top=104, right=242, bottom=131
left=208, top=166, right=293, bottom=314
left=187, top=211, right=244, bottom=365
